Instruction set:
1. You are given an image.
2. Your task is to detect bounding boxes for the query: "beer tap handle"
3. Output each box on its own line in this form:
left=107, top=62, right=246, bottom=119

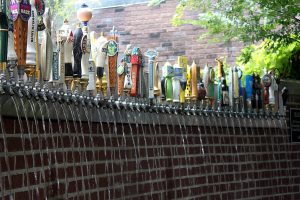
left=0, top=0, right=8, bottom=72
left=130, top=47, right=142, bottom=97
left=178, top=56, right=188, bottom=104
left=107, top=26, right=119, bottom=96
left=73, top=23, right=83, bottom=79
left=162, top=62, right=174, bottom=103
left=40, top=8, right=53, bottom=83
left=145, top=49, right=158, bottom=101
left=11, top=0, right=31, bottom=68
left=191, top=61, right=198, bottom=101
left=117, top=60, right=126, bottom=96
left=172, top=64, right=182, bottom=103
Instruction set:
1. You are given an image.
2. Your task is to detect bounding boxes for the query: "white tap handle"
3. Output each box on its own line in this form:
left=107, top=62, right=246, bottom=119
left=26, top=3, right=37, bottom=66
left=172, top=78, right=180, bottom=103
left=87, top=58, right=96, bottom=91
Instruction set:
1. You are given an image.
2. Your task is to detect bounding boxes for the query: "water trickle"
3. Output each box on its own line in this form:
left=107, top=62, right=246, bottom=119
left=102, top=108, right=114, bottom=200
left=115, top=107, right=128, bottom=197
left=110, top=108, right=125, bottom=198
left=51, top=102, right=68, bottom=198
left=277, top=118, right=294, bottom=199
left=96, top=108, right=109, bottom=199
left=138, top=110, right=154, bottom=198
left=82, top=106, right=100, bottom=199
left=64, top=104, right=80, bottom=198
left=28, top=100, right=49, bottom=199
left=74, top=106, right=91, bottom=199
left=18, top=97, right=40, bottom=200
left=0, top=103, right=13, bottom=198
left=176, top=114, right=192, bottom=197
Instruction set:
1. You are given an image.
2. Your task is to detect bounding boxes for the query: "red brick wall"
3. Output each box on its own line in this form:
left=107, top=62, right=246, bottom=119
left=0, top=98, right=299, bottom=199
left=88, top=0, right=244, bottom=65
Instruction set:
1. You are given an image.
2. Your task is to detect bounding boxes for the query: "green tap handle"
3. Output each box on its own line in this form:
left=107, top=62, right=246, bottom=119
left=165, top=77, right=173, bottom=102
left=0, top=4, right=8, bottom=66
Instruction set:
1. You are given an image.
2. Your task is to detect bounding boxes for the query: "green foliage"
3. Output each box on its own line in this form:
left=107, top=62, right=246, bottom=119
left=236, top=40, right=300, bottom=80
left=45, top=0, right=77, bottom=21
left=149, top=0, right=300, bottom=45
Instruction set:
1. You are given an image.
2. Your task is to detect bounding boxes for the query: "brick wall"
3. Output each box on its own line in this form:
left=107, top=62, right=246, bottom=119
left=87, top=0, right=244, bottom=65
left=0, top=96, right=299, bottom=199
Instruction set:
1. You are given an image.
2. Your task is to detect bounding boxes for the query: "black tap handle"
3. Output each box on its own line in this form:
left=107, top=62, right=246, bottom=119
left=73, top=26, right=83, bottom=78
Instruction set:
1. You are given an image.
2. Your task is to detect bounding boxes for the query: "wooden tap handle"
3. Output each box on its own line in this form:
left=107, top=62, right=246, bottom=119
left=107, top=34, right=118, bottom=89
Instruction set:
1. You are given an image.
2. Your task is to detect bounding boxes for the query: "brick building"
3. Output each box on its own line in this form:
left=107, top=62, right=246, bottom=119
left=87, top=0, right=244, bottom=66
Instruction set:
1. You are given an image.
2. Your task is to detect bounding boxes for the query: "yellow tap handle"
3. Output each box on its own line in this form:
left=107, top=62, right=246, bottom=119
left=191, top=61, right=198, bottom=101
left=185, top=65, right=191, bottom=100
left=178, top=56, right=188, bottom=103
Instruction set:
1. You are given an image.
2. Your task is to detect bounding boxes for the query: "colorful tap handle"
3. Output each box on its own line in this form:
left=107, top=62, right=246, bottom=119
left=251, top=74, right=262, bottom=110
left=281, top=87, right=288, bottom=107
left=87, top=55, right=96, bottom=91
left=40, top=7, right=53, bottom=82
left=162, top=62, right=174, bottom=102
left=245, top=74, right=253, bottom=100
left=11, top=0, right=31, bottom=69
left=123, top=63, right=133, bottom=94
left=185, top=65, right=191, bottom=100
left=178, top=56, right=188, bottom=103
left=117, top=60, right=126, bottom=96
left=26, top=0, right=37, bottom=70
left=172, top=64, right=182, bottom=103
left=107, top=27, right=118, bottom=91
left=154, top=62, right=160, bottom=97
left=7, top=30, right=18, bottom=62
left=0, top=1, right=8, bottom=70
left=130, top=47, right=142, bottom=97
left=73, top=24, right=83, bottom=78
left=197, top=81, right=206, bottom=101
left=161, top=77, right=166, bottom=101
left=262, top=73, right=271, bottom=105
left=237, top=68, right=243, bottom=97
left=64, top=30, right=74, bottom=78
left=56, top=19, right=72, bottom=84
left=145, top=49, right=158, bottom=100
left=77, top=3, right=92, bottom=82
left=233, top=67, right=239, bottom=99
left=95, top=34, right=108, bottom=68
left=216, top=58, right=225, bottom=79
left=203, top=65, right=215, bottom=99
left=190, top=61, right=198, bottom=101
left=268, top=72, right=278, bottom=106
left=215, top=58, right=224, bottom=102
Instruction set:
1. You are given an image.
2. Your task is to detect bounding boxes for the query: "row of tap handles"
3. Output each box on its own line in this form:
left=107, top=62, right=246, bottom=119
left=0, top=1, right=288, bottom=116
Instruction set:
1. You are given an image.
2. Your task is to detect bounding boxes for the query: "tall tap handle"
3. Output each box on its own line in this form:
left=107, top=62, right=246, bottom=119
left=73, top=24, right=83, bottom=78
left=40, top=7, right=53, bottom=81
left=130, top=47, right=142, bottom=97
left=145, top=49, right=158, bottom=99
left=107, top=27, right=119, bottom=91
left=215, top=58, right=224, bottom=79
left=172, top=64, right=182, bottom=103
left=281, top=87, right=288, bottom=107
left=26, top=0, right=38, bottom=66
left=185, top=65, right=191, bottom=100
left=0, top=6, right=8, bottom=68
left=117, top=59, right=126, bottom=96
left=191, top=61, right=198, bottom=101
left=162, top=62, right=174, bottom=102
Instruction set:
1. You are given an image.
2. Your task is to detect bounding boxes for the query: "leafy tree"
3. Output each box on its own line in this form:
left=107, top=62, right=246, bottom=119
left=46, top=0, right=77, bottom=22
left=149, top=0, right=300, bottom=45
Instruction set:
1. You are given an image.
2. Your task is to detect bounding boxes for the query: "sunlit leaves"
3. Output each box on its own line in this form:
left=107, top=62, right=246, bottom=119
left=150, top=0, right=300, bottom=45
